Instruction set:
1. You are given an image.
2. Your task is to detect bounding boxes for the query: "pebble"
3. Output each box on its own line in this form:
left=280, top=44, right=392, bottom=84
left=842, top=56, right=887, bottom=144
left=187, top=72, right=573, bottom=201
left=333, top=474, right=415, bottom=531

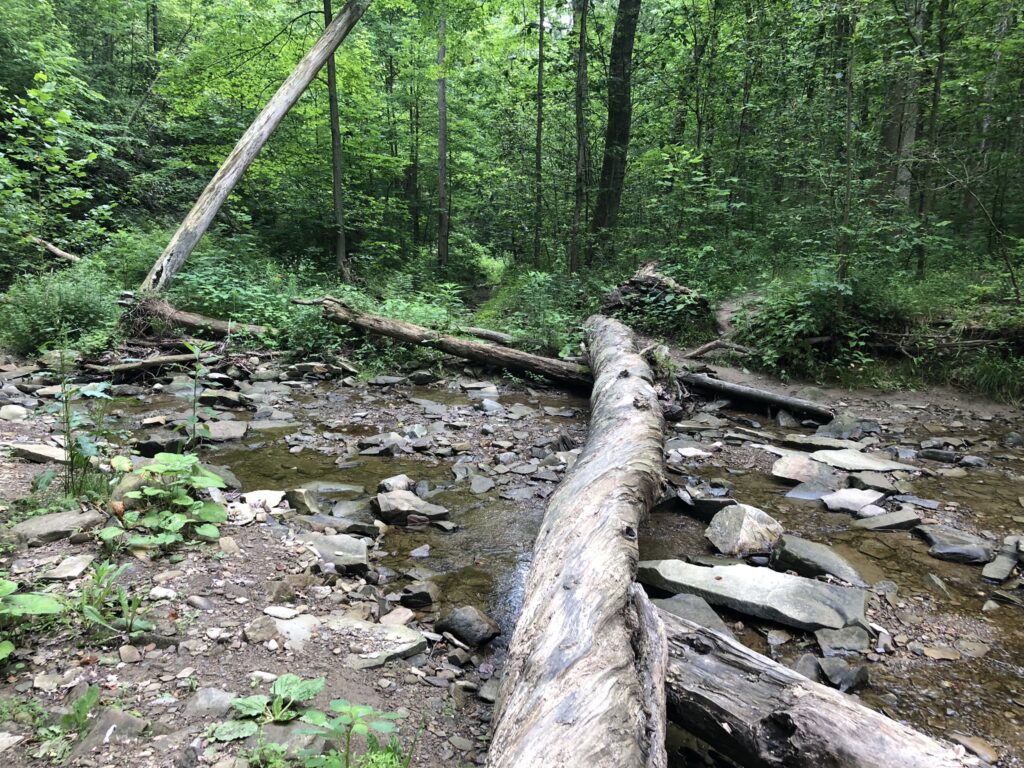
left=119, top=645, right=142, bottom=663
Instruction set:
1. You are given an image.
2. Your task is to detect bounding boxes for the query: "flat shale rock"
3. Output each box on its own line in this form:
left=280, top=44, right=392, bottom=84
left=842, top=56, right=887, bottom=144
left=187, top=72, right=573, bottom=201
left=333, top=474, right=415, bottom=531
left=914, top=525, right=993, bottom=564
left=638, top=560, right=866, bottom=631
left=9, top=443, right=68, bottom=464
left=770, top=535, right=866, bottom=586
left=851, top=509, right=921, bottom=530
left=296, top=532, right=369, bottom=573
left=652, top=594, right=734, bottom=638
left=10, top=509, right=106, bottom=546
left=810, top=449, right=917, bottom=473
left=372, top=490, right=449, bottom=525
left=324, top=614, right=427, bottom=669
left=821, top=487, right=885, bottom=514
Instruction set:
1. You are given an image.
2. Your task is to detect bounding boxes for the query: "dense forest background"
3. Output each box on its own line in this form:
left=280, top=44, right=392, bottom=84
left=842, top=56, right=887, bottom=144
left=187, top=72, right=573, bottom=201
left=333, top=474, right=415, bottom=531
left=1, top=0, right=1023, bottom=396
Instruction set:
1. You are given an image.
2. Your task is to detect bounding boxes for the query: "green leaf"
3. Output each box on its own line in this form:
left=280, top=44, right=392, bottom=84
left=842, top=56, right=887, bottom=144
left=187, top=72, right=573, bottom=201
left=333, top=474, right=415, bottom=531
left=195, top=502, right=227, bottom=524
left=3, top=593, right=64, bottom=616
left=300, top=710, right=329, bottom=727
left=97, top=527, right=124, bottom=542
left=81, top=604, right=118, bottom=632
left=193, top=523, right=220, bottom=540
left=0, top=640, right=14, bottom=661
left=272, top=674, right=325, bottom=703
left=0, top=580, right=18, bottom=598
left=212, top=719, right=259, bottom=742
left=230, top=695, right=270, bottom=718
left=111, top=456, right=133, bottom=473
left=191, top=468, right=227, bottom=490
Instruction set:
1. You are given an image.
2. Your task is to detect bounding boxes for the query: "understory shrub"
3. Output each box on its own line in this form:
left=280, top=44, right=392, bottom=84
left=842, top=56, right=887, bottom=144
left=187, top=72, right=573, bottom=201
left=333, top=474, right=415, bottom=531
left=736, top=269, right=903, bottom=379
left=0, top=265, right=120, bottom=355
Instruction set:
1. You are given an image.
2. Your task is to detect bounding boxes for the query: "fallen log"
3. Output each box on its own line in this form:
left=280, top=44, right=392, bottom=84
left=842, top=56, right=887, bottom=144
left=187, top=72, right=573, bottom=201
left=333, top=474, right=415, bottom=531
left=32, top=237, right=81, bottom=263
left=679, top=373, right=834, bottom=423
left=140, top=0, right=372, bottom=292
left=489, top=315, right=667, bottom=768
left=301, top=297, right=592, bottom=387
left=459, top=326, right=516, bottom=346
left=84, top=353, right=215, bottom=375
left=144, top=298, right=269, bottom=339
left=680, top=338, right=753, bottom=359
left=660, top=611, right=975, bottom=768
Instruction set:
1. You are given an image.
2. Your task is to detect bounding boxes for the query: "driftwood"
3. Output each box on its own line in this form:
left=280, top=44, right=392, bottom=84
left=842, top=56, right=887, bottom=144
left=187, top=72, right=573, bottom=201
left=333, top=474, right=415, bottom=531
left=680, top=338, right=753, bottom=359
left=301, top=297, right=592, bottom=387
left=84, top=353, right=215, bottom=375
left=32, top=237, right=81, bottom=263
left=660, top=611, right=974, bottom=768
left=489, top=315, right=667, bottom=768
left=140, top=0, right=371, bottom=293
left=459, top=326, right=516, bottom=346
left=678, top=373, right=834, bottom=423
left=144, top=298, right=269, bottom=339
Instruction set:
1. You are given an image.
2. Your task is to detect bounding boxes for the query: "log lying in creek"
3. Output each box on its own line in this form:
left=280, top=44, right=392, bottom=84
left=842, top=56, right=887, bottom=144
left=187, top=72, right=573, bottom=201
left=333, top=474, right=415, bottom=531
left=678, top=372, right=834, bottom=423
left=299, top=297, right=592, bottom=388
left=660, top=610, right=976, bottom=768
left=84, top=352, right=217, bottom=375
left=487, top=315, right=668, bottom=768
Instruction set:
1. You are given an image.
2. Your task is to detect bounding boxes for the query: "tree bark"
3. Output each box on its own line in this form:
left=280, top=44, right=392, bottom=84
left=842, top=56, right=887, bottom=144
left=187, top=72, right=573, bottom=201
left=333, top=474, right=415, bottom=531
left=301, top=297, right=591, bottom=387
left=588, top=0, right=641, bottom=262
left=488, top=315, right=667, bottom=768
left=568, top=0, right=590, bottom=273
left=32, top=237, right=81, bottom=263
left=661, top=611, right=974, bottom=768
left=324, top=0, right=351, bottom=281
left=532, top=0, right=545, bottom=267
left=913, top=0, right=951, bottom=279
left=437, top=15, right=450, bottom=268
left=142, top=298, right=269, bottom=339
left=139, top=0, right=371, bottom=293
left=678, top=373, right=834, bottom=422
left=85, top=353, right=215, bottom=375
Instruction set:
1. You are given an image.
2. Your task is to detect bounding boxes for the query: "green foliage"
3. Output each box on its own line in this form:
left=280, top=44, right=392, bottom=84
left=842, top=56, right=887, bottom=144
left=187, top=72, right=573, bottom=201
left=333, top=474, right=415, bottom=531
left=736, top=271, right=901, bottom=379
left=0, top=577, right=64, bottom=661
left=611, top=290, right=716, bottom=346
left=476, top=271, right=602, bottom=357
left=59, top=685, right=100, bottom=737
left=953, top=348, right=1024, bottom=405
left=0, top=265, right=120, bottom=355
left=98, top=453, right=227, bottom=552
left=299, top=699, right=411, bottom=768
left=214, top=675, right=325, bottom=743
left=75, top=561, right=151, bottom=637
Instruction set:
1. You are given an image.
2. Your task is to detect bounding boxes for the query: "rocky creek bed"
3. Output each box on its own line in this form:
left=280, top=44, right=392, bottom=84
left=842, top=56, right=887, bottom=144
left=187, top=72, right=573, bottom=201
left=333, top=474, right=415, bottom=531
left=0, top=355, right=1022, bottom=766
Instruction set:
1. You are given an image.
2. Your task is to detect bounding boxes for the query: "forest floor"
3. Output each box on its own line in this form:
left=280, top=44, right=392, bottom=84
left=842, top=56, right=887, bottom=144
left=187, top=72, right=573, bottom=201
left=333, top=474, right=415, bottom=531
left=0, top=343, right=1022, bottom=767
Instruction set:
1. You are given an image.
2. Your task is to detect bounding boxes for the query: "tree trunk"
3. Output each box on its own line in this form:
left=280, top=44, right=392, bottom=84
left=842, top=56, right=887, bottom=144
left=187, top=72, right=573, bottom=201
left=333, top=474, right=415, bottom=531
left=568, top=0, right=590, bottom=274
left=406, top=88, right=421, bottom=246
left=301, top=298, right=591, bottom=387
left=678, top=373, right=834, bottom=422
left=139, top=0, right=371, bottom=293
left=141, top=297, right=269, bottom=339
left=661, top=611, right=974, bottom=768
left=588, top=0, right=642, bottom=262
left=488, top=315, right=667, bottom=768
left=532, top=0, right=545, bottom=267
left=324, top=0, right=351, bottom=281
left=837, top=8, right=856, bottom=283
left=437, top=15, right=450, bottom=268
left=913, top=0, right=951, bottom=279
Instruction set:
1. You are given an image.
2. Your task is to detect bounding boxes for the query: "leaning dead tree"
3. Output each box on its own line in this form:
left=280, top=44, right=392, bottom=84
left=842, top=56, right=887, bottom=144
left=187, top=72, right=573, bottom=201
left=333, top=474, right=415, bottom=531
left=140, top=0, right=372, bottom=293
left=660, top=612, right=974, bottom=768
left=488, top=315, right=667, bottom=768
left=298, top=297, right=592, bottom=387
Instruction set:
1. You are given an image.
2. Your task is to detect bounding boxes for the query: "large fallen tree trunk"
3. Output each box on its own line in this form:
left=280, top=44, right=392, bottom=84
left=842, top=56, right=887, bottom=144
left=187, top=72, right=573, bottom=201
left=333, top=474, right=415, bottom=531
left=143, top=298, right=269, bottom=339
left=660, top=611, right=974, bottom=768
left=678, top=372, right=834, bottom=423
left=32, top=237, right=80, bottom=263
left=301, top=297, right=591, bottom=387
left=488, top=316, right=668, bottom=768
left=140, top=0, right=371, bottom=293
